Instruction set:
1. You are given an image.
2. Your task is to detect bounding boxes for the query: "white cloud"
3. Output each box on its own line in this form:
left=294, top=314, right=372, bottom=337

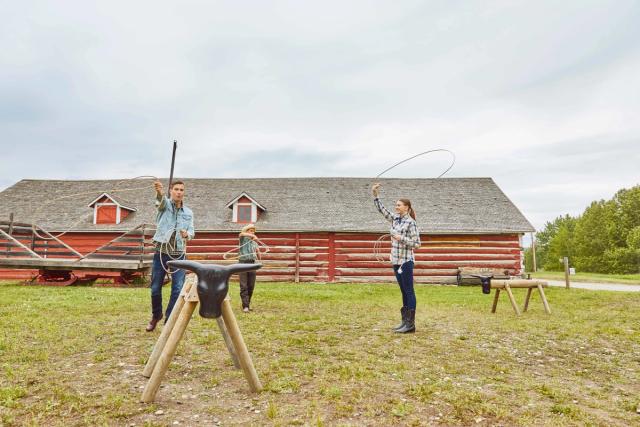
left=1, top=0, right=639, bottom=233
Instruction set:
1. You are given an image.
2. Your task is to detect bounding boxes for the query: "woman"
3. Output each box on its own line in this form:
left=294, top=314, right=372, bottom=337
left=238, top=223, right=263, bottom=312
left=372, top=183, right=421, bottom=333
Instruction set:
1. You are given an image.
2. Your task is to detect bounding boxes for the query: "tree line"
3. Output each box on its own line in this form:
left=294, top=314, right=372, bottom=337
left=525, top=184, right=640, bottom=273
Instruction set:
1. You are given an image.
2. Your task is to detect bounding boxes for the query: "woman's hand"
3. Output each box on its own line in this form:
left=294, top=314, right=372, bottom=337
left=372, top=183, right=381, bottom=197
left=391, top=234, right=401, bottom=241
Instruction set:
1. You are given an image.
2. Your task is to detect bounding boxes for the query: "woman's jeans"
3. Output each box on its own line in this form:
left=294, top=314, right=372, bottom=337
left=393, top=261, right=416, bottom=310
left=150, top=251, right=186, bottom=320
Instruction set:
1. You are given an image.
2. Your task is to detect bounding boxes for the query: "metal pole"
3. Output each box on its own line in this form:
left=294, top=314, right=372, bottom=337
left=167, top=140, right=177, bottom=197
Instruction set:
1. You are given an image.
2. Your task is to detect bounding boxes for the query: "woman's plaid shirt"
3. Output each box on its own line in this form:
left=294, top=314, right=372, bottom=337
left=374, top=197, right=421, bottom=265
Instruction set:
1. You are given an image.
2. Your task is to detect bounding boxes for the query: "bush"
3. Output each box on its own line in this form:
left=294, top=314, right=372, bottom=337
left=602, top=247, right=640, bottom=274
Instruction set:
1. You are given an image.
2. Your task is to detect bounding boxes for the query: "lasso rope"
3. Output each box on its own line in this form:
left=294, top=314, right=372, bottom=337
left=24, top=175, right=191, bottom=275
left=222, top=238, right=270, bottom=260
left=374, top=149, right=456, bottom=179
left=372, top=148, right=456, bottom=266
left=29, top=175, right=160, bottom=240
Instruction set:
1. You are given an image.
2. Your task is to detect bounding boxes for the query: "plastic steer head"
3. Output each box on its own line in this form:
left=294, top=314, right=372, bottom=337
left=470, top=274, right=493, bottom=295
left=167, top=260, right=263, bottom=318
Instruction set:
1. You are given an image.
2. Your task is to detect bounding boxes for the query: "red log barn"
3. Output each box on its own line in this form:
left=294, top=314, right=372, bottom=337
left=0, top=178, right=535, bottom=283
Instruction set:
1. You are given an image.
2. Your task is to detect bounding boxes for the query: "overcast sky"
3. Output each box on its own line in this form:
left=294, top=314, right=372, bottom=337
left=1, top=1, right=639, bottom=234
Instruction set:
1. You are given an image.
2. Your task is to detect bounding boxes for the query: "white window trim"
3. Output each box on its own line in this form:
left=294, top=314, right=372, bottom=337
left=233, top=202, right=257, bottom=223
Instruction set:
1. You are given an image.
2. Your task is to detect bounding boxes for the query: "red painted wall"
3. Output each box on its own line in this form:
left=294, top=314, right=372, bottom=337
left=0, top=231, right=524, bottom=283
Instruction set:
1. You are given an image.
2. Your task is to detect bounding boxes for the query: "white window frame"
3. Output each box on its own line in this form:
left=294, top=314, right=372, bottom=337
left=233, top=202, right=257, bottom=223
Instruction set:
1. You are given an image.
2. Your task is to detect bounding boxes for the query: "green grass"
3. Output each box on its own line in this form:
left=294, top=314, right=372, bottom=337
left=1, top=280, right=639, bottom=426
left=531, top=270, right=640, bottom=285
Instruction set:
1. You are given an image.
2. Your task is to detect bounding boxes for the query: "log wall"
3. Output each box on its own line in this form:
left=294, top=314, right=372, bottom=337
left=0, top=231, right=524, bottom=283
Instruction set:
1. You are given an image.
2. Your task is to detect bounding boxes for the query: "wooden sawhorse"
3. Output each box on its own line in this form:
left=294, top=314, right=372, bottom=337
left=141, top=275, right=261, bottom=402
left=490, top=279, right=551, bottom=315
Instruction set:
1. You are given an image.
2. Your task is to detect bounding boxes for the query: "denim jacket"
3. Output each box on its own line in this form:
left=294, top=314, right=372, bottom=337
left=152, top=195, right=195, bottom=252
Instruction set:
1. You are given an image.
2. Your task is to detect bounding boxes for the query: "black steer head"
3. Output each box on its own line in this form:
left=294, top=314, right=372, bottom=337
left=167, top=260, right=263, bottom=318
left=470, top=274, right=493, bottom=295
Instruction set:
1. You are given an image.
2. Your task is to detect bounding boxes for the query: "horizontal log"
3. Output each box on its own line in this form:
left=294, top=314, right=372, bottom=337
left=491, top=280, right=547, bottom=288
left=84, top=254, right=153, bottom=260
left=0, top=258, right=152, bottom=271
left=0, top=251, right=40, bottom=258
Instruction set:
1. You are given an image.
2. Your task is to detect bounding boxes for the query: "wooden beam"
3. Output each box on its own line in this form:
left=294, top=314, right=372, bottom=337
left=0, top=229, right=41, bottom=258
left=294, top=232, right=300, bottom=283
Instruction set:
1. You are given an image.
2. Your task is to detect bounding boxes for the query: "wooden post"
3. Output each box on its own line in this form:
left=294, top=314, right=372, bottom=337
left=141, top=297, right=198, bottom=402
left=531, top=232, right=537, bottom=272
left=294, top=232, right=300, bottom=283
left=142, top=277, right=194, bottom=377
left=491, top=289, right=500, bottom=313
left=216, top=315, right=241, bottom=369
left=220, top=299, right=262, bottom=392
left=327, top=233, right=336, bottom=282
left=563, top=257, right=570, bottom=289
left=537, top=284, right=551, bottom=314
left=523, top=287, right=533, bottom=312
left=504, top=284, right=521, bottom=315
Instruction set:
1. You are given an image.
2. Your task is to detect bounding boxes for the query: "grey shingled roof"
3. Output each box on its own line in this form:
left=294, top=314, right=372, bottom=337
left=0, top=178, right=535, bottom=234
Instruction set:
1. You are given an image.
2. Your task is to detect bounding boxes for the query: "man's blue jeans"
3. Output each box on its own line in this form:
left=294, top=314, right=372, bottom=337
left=150, top=251, right=186, bottom=320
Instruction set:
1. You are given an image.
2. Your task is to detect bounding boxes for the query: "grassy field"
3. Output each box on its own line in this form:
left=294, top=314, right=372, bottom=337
left=530, top=271, right=640, bottom=285
left=1, top=280, right=639, bottom=426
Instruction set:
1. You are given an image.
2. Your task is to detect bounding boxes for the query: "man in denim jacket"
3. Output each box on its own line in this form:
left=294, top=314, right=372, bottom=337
left=146, top=180, right=195, bottom=332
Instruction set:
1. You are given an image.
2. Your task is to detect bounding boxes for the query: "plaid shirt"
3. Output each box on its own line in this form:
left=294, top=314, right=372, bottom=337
left=374, top=197, right=421, bottom=265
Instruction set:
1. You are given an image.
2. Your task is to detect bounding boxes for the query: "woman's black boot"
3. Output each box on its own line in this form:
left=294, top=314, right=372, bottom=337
left=395, top=309, right=415, bottom=334
left=393, top=307, right=407, bottom=331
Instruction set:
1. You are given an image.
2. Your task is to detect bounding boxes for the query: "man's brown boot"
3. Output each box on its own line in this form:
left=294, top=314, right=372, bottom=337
left=146, top=315, right=163, bottom=332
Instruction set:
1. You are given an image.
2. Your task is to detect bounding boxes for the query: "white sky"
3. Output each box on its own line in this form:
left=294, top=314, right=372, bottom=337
left=1, top=1, right=639, bottom=234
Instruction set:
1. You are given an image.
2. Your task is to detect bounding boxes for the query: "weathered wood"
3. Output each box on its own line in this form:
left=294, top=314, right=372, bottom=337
left=563, top=257, right=570, bottom=289
left=504, top=284, right=521, bottom=315
left=538, top=284, right=551, bottom=314
left=523, top=287, right=533, bottom=311
left=141, top=298, right=198, bottom=402
left=491, top=280, right=547, bottom=288
left=220, top=299, right=262, bottom=392
left=294, top=232, right=300, bottom=283
left=0, top=229, right=41, bottom=258
left=491, top=289, right=500, bottom=313
left=0, top=258, right=152, bottom=271
left=216, top=315, right=241, bottom=369
left=143, top=276, right=195, bottom=378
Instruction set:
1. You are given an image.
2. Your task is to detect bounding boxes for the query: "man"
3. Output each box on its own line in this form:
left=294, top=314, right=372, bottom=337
left=146, top=180, right=195, bottom=332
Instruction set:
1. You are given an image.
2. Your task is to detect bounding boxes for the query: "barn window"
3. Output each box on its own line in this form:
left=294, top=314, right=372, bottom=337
left=88, top=193, right=137, bottom=225
left=225, top=192, right=266, bottom=224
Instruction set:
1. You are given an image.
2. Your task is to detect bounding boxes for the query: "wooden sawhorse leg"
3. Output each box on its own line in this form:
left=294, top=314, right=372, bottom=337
left=537, top=284, right=551, bottom=314
left=491, top=288, right=501, bottom=313
left=523, top=287, right=533, bottom=312
left=141, top=288, right=261, bottom=402
left=143, top=277, right=194, bottom=378
left=220, top=299, right=262, bottom=392
left=141, top=288, right=199, bottom=402
left=216, top=305, right=241, bottom=369
left=504, top=284, right=521, bottom=315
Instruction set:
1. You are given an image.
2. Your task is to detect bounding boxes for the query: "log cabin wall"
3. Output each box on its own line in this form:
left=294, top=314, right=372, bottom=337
left=0, top=231, right=523, bottom=282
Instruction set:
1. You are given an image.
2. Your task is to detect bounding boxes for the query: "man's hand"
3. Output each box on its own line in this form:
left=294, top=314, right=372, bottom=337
left=372, top=183, right=381, bottom=197
left=391, top=234, right=401, bottom=242
left=180, top=230, right=189, bottom=239
left=154, top=180, right=163, bottom=195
